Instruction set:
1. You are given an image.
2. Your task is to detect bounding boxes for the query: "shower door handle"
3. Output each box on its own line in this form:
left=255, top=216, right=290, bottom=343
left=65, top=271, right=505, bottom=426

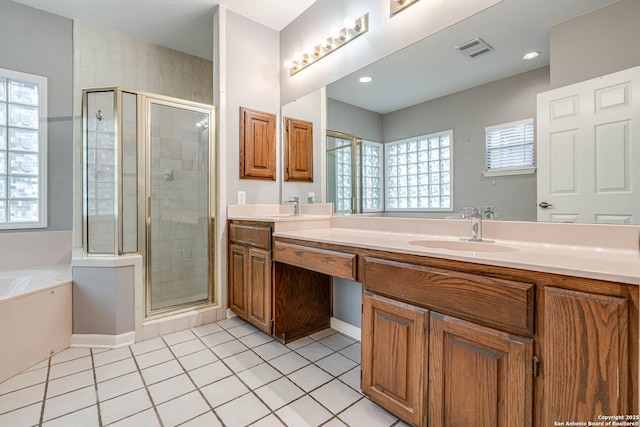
left=147, top=196, right=152, bottom=225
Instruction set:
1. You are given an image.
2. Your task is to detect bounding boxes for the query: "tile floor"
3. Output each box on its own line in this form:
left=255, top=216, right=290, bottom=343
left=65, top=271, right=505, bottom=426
left=0, top=317, right=409, bottom=427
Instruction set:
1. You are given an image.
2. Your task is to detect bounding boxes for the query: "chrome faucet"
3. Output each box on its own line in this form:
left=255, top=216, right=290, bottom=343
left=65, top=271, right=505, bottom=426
left=286, top=196, right=300, bottom=216
left=463, top=207, right=483, bottom=242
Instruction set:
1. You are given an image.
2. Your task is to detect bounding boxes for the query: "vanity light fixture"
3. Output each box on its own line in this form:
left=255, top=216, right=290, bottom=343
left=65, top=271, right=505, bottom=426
left=359, top=76, right=372, bottom=83
left=284, top=13, right=369, bottom=76
left=522, top=51, right=541, bottom=60
left=391, top=0, right=420, bottom=16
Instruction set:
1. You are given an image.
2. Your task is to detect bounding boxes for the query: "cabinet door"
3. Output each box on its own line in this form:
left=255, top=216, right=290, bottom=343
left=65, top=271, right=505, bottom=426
left=240, top=107, right=276, bottom=180
left=247, top=247, right=272, bottom=334
left=428, top=312, right=533, bottom=427
left=284, top=117, right=313, bottom=182
left=228, top=243, right=248, bottom=318
left=362, top=292, right=428, bottom=426
left=542, top=287, right=628, bottom=423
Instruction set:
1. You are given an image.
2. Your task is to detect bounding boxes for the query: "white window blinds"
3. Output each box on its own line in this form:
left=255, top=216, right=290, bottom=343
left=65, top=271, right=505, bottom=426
left=485, top=118, right=534, bottom=172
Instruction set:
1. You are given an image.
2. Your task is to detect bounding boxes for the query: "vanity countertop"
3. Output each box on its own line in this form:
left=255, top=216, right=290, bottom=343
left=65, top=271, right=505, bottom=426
left=272, top=216, right=640, bottom=285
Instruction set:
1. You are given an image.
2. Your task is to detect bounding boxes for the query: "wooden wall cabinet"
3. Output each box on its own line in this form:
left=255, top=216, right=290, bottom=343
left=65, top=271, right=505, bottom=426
left=284, top=117, right=313, bottom=182
left=240, top=107, right=276, bottom=180
left=228, top=222, right=273, bottom=333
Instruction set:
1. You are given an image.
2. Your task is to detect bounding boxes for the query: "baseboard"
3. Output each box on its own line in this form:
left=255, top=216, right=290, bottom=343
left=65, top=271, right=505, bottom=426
left=70, top=331, right=135, bottom=349
left=226, top=308, right=238, bottom=319
left=330, top=317, right=361, bottom=342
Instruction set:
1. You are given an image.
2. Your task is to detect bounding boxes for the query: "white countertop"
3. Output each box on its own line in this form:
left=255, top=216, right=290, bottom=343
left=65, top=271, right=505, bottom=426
left=272, top=217, right=640, bottom=285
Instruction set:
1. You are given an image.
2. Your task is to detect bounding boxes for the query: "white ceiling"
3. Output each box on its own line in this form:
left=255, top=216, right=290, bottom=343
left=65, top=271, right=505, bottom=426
left=12, top=0, right=318, bottom=60
left=327, top=0, right=619, bottom=114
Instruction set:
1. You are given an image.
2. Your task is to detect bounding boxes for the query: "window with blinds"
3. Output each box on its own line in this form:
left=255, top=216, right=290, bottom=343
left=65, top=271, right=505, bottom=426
left=484, top=118, right=535, bottom=177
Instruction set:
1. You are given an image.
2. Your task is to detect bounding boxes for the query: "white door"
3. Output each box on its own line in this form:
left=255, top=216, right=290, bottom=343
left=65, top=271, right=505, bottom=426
left=537, top=66, right=640, bottom=224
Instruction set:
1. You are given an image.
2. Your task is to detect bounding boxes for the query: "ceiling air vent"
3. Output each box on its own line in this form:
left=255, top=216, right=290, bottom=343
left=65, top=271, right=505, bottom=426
left=455, top=37, right=493, bottom=58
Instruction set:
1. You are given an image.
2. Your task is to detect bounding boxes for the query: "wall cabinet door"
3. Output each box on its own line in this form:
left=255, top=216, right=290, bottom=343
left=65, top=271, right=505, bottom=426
left=541, top=287, right=629, bottom=423
left=284, top=117, right=313, bottom=182
left=247, top=247, right=272, bottom=334
left=228, top=243, right=248, bottom=319
left=240, top=107, right=276, bottom=180
left=428, top=312, right=533, bottom=427
left=362, top=292, right=428, bottom=426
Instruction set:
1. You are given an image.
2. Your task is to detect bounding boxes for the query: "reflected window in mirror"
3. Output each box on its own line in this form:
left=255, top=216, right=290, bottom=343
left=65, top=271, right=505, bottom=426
left=386, top=130, right=452, bottom=211
left=483, top=118, right=536, bottom=177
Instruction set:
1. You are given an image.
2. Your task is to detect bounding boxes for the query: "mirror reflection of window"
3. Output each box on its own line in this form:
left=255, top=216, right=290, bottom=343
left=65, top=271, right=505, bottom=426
left=386, top=130, right=453, bottom=211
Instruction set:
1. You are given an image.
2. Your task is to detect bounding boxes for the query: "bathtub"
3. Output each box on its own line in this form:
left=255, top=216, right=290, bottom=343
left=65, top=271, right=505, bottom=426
left=0, top=265, right=72, bottom=384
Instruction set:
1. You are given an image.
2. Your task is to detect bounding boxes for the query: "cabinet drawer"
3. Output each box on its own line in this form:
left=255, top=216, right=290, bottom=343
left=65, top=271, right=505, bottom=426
left=363, top=256, right=535, bottom=336
left=273, top=240, right=357, bottom=281
left=229, top=224, right=271, bottom=249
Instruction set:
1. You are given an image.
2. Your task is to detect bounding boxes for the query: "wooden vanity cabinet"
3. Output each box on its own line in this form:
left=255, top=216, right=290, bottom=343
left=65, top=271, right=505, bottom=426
left=362, top=292, right=428, bottom=426
left=361, top=256, right=534, bottom=427
left=539, top=286, right=632, bottom=423
left=228, top=221, right=273, bottom=333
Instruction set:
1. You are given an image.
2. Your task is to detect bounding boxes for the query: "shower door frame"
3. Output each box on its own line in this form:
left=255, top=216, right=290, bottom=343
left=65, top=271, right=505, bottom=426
left=141, top=94, right=217, bottom=318
left=326, top=130, right=364, bottom=214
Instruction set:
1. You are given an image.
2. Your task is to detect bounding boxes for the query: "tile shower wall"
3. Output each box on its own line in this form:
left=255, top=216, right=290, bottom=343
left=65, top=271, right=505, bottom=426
left=72, top=20, right=213, bottom=249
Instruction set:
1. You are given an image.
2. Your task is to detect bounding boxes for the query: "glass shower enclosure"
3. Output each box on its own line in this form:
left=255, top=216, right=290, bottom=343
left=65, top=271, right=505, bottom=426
left=326, top=130, right=363, bottom=214
left=82, top=88, right=216, bottom=316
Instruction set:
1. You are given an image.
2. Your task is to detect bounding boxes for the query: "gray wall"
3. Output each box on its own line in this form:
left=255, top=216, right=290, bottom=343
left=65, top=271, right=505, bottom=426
left=327, top=99, right=383, bottom=143
left=72, top=266, right=134, bottom=335
left=550, top=0, right=640, bottom=89
left=382, top=66, right=550, bottom=221
left=281, top=88, right=324, bottom=202
left=224, top=10, right=281, bottom=205
left=0, top=0, right=73, bottom=231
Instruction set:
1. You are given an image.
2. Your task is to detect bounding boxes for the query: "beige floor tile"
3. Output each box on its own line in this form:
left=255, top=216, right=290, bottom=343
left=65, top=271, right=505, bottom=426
left=178, top=349, right=218, bottom=371
left=148, top=374, right=195, bottom=404
left=215, top=393, right=270, bottom=426
left=255, top=377, right=305, bottom=410
left=200, top=376, right=248, bottom=408
left=268, top=351, right=310, bottom=375
left=46, top=370, right=95, bottom=398
left=310, top=379, right=362, bottom=414
left=156, top=391, right=210, bottom=427
left=99, top=388, right=152, bottom=425
left=0, top=367, right=48, bottom=396
left=275, top=395, right=332, bottom=427
left=236, top=363, right=282, bottom=389
left=97, top=372, right=144, bottom=401
left=109, top=408, right=161, bottom=427
left=0, top=383, right=45, bottom=415
left=42, top=404, right=98, bottom=427
left=338, top=398, right=398, bottom=427
left=42, top=386, right=96, bottom=422
left=188, top=360, right=232, bottom=388
left=287, top=364, right=333, bottom=392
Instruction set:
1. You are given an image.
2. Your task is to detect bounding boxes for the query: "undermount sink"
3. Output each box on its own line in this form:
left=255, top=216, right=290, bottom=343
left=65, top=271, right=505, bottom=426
left=409, top=239, right=520, bottom=253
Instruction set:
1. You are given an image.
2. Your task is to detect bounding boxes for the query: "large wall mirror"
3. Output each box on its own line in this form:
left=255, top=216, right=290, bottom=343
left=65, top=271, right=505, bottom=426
left=282, top=0, right=640, bottom=224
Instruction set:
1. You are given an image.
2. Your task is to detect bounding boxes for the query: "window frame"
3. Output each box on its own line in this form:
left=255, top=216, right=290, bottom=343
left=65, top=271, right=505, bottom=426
left=384, top=129, right=454, bottom=212
left=483, top=118, right=536, bottom=177
left=0, top=68, right=48, bottom=230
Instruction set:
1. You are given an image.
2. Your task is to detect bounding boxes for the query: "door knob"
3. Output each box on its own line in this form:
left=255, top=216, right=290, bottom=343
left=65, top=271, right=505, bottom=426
left=538, top=202, right=553, bottom=209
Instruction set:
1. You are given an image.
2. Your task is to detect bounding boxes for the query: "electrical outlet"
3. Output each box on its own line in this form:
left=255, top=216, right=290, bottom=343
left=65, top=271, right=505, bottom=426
left=237, top=191, right=246, bottom=205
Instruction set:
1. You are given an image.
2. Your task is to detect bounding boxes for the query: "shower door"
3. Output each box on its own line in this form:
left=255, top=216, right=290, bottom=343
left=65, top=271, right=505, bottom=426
left=146, top=98, right=214, bottom=315
left=326, top=131, right=363, bottom=214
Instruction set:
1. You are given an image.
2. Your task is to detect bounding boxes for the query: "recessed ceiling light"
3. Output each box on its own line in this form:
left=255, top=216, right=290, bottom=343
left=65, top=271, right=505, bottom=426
left=522, top=51, right=541, bottom=60
left=359, top=76, right=372, bottom=83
